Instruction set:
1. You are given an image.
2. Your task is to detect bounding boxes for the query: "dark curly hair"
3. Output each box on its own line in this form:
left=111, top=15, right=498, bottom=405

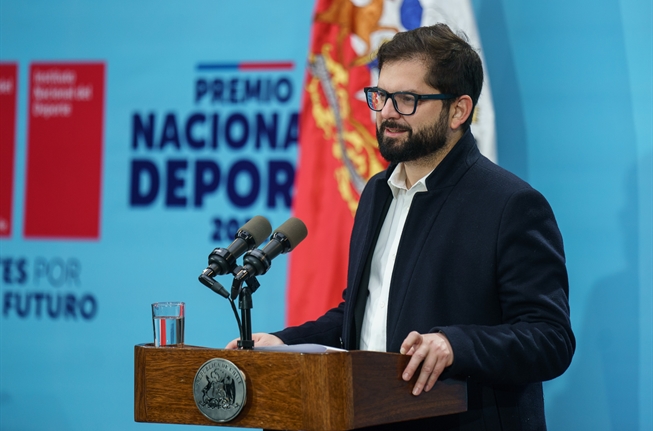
left=376, top=23, right=483, bottom=130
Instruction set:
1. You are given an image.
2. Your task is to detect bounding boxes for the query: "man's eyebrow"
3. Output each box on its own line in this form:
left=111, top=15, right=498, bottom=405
left=376, top=86, right=424, bottom=93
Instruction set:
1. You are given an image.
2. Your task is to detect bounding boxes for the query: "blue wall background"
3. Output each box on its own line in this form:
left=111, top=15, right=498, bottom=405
left=1, top=1, right=651, bottom=430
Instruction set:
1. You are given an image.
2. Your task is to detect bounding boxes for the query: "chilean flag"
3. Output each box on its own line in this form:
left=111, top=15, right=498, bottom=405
left=286, top=0, right=495, bottom=326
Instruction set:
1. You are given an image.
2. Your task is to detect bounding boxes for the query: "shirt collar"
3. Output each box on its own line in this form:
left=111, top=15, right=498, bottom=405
left=387, top=163, right=433, bottom=198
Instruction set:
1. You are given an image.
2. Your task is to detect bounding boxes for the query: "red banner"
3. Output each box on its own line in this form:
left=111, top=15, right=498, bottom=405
left=24, top=63, right=105, bottom=240
left=0, top=63, right=18, bottom=238
left=286, top=0, right=387, bottom=326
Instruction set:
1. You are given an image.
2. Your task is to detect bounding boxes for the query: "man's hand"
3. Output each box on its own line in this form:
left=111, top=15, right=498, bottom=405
left=225, top=333, right=284, bottom=349
left=400, top=331, right=454, bottom=396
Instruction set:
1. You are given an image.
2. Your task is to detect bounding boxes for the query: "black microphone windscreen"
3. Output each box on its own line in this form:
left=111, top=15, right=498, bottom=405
left=273, top=217, right=308, bottom=251
left=241, top=215, right=272, bottom=247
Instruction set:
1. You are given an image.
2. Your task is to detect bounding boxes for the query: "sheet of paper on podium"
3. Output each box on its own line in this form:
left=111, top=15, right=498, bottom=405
left=254, top=343, right=347, bottom=353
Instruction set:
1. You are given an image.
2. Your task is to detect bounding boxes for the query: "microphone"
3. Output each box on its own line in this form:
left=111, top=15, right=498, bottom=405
left=199, top=216, right=272, bottom=298
left=203, top=215, right=272, bottom=277
left=233, top=217, right=308, bottom=290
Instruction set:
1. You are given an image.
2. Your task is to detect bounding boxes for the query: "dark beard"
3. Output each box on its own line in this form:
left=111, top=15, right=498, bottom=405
left=376, top=109, right=449, bottom=164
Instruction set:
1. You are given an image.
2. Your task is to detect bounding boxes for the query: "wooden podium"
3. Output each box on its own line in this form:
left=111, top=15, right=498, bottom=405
left=134, top=344, right=467, bottom=430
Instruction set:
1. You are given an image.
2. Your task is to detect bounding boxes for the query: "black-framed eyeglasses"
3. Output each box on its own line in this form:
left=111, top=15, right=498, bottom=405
left=363, top=87, right=456, bottom=116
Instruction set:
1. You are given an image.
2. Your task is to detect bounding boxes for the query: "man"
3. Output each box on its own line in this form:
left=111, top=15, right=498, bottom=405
left=227, top=24, right=575, bottom=430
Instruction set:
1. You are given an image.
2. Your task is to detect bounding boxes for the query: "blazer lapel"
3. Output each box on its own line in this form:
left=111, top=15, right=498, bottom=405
left=344, top=172, right=393, bottom=349
left=385, top=132, right=481, bottom=349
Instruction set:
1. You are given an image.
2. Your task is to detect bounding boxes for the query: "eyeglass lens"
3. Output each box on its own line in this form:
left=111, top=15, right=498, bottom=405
left=367, top=90, right=417, bottom=115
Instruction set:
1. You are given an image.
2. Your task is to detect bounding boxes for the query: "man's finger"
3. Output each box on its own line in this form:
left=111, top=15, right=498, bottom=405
left=225, top=338, right=240, bottom=349
left=411, top=347, right=439, bottom=395
left=402, top=344, right=427, bottom=381
left=400, top=331, right=422, bottom=355
left=424, top=370, right=440, bottom=392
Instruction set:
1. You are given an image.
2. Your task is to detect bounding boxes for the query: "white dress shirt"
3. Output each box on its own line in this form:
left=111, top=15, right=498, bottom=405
left=359, top=163, right=432, bottom=352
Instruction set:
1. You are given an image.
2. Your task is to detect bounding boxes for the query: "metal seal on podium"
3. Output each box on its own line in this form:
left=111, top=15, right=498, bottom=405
left=193, top=358, right=247, bottom=422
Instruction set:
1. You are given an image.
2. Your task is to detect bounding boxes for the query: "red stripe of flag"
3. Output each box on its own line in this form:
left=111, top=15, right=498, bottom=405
left=286, top=0, right=386, bottom=326
left=160, top=318, right=167, bottom=346
left=196, top=62, right=295, bottom=71
left=238, top=61, right=294, bottom=71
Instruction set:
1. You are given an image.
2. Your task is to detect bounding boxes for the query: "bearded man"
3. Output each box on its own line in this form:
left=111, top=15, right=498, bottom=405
left=228, top=23, right=575, bottom=431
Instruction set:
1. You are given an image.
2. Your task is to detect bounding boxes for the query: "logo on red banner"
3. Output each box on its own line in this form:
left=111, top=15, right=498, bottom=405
left=0, top=63, right=18, bottom=238
left=23, top=63, right=105, bottom=240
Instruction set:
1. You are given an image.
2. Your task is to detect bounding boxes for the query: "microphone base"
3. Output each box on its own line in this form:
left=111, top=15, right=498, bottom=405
left=237, top=340, right=254, bottom=349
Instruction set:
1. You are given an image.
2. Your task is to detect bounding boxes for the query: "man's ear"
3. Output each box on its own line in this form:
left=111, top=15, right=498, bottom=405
left=449, top=95, right=473, bottom=130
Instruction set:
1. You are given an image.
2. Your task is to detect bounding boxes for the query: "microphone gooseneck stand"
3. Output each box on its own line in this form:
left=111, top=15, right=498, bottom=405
left=230, top=273, right=260, bottom=349
left=199, top=266, right=260, bottom=350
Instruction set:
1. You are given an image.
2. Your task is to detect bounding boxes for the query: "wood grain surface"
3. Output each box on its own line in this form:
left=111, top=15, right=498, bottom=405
left=134, top=344, right=466, bottom=430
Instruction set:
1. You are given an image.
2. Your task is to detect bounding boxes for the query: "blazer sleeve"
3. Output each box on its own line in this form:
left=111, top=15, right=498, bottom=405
left=271, top=300, right=345, bottom=348
left=436, top=187, right=576, bottom=386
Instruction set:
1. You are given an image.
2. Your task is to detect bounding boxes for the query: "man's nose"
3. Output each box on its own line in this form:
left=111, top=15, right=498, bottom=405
left=380, top=97, right=401, bottom=119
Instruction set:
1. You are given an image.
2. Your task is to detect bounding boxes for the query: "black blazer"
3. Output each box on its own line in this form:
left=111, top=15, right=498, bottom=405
left=275, top=130, right=575, bottom=430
